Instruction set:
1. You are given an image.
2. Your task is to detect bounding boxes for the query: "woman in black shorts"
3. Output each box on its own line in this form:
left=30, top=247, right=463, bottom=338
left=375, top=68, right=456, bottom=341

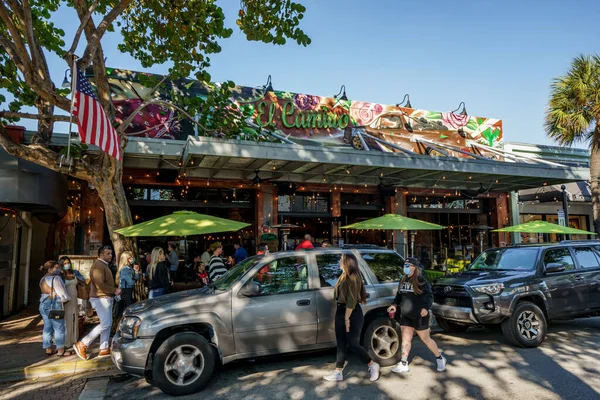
left=387, top=257, right=446, bottom=373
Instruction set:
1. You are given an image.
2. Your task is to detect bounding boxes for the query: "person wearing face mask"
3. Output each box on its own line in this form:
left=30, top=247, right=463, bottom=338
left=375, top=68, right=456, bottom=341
left=387, top=257, right=446, bottom=373
left=38, top=261, right=71, bottom=357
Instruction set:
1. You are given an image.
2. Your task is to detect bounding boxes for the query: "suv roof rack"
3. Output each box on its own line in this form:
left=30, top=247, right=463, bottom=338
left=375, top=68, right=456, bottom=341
left=559, top=239, right=600, bottom=244
left=509, top=243, right=557, bottom=247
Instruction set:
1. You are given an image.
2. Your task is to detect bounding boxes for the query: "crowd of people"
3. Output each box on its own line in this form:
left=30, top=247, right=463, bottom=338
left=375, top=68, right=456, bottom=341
left=36, top=234, right=335, bottom=359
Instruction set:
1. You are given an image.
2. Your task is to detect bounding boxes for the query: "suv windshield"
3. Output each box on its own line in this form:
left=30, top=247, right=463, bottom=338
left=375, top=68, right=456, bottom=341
left=213, top=257, right=261, bottom=291
left=469, top=247, right=539, bottom=271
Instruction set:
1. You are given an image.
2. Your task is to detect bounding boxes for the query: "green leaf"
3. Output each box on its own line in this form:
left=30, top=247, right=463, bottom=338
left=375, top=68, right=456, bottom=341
left=426, top=111, right=442, bottom=120
left=466, top=119, right=478, bottom=131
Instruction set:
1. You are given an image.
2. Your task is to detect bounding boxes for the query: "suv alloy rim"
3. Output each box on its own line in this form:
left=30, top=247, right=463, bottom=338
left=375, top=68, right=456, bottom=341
left=371, top=325, right=400, bottom=359
left=517, top=310, right=541, bottom=340
left=164, top=344, right=205, bottom=386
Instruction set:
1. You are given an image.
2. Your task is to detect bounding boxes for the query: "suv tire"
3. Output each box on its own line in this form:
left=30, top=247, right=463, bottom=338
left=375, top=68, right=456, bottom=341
left=364, top=317, right=402, bottom=366
left=436, top=317, right=469, bottom=333
left=153, top=332, right=215, bottom=396
left=501, top=301, right=547, bottom=348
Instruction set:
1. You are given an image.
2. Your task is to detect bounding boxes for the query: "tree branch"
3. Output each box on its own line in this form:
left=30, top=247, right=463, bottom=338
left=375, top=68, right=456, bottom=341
left=0, top=111, right=72, bottom=122
left=66, top=0, right=99, bottom=58
left=0, top=1, right=33, bottom=80
left=0, top=126, right=93, bottom=181
left=78, top=0, right=134, bottom=69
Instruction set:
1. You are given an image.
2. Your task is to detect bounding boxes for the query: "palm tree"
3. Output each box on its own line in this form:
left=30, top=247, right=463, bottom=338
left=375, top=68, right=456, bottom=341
left=545, top=54, right=600, bottom=233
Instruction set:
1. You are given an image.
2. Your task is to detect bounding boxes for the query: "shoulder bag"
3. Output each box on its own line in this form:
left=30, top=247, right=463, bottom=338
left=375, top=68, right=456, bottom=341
left=48, top=277, right=65, bottom=320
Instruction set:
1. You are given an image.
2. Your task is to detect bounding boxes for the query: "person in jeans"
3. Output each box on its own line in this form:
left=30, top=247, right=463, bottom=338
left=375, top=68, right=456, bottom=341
left=324, top=253, right=380, bottom=382
left=39, top=260, right=71, bottom=357
left=74, top=246, right=121, bottom=360
left=115, top=251, right=140, bottom=317
left=147, top=247, right=171, bottom=298
left=387, top=257, right=446, bottom=373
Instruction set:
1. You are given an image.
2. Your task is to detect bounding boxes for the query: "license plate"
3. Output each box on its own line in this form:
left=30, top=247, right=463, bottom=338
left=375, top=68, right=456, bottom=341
left=443, top=298, right=457, bottom=306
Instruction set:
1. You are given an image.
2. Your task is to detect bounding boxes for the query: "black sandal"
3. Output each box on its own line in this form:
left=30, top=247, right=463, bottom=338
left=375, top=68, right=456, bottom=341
left=45, top=349, right=53, bottom=357
left=56, top=350, right=73, bottom=357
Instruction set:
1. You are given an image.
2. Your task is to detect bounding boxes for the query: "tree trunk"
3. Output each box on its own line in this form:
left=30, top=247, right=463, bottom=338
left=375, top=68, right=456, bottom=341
left=31, top=97, right=54, bottom=145
left=93, top=156, right=136, bottom=260
left=590, top=125, right=600, bottom=234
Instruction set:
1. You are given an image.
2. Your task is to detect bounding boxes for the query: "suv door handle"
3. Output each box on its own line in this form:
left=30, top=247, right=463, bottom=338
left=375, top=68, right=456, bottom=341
left=296, top=299, right=311, bottom=306
left=574, top=275, right=584, bottom=281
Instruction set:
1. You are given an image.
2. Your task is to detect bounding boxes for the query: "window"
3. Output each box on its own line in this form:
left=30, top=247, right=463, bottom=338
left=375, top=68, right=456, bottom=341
left=572, top=247, right=600, bottom=269
left=249, top=256, right=309, bottom=294
left=360, top=251, right=404, bottom=282
left=470, top=248, right=539, bottom=271
left=543, top=248, right=575, bottom=271
left=316, top=254, right=343, bottom=287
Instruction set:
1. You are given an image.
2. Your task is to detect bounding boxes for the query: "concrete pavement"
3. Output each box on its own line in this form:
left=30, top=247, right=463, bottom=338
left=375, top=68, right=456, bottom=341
left=103, top=318, right=600, bottom=400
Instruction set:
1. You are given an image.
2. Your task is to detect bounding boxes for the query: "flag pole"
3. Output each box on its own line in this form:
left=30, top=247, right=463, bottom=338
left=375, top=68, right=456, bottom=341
left=66, top=55, right=78, bottom=161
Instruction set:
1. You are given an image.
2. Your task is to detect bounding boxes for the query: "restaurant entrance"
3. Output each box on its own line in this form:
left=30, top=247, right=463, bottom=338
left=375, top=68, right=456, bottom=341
left=407, top=196, right=490, bottom=269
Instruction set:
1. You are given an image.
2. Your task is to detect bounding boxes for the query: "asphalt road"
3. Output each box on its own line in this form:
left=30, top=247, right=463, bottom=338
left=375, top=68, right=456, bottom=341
left=104, top=318, right=600, bottom=400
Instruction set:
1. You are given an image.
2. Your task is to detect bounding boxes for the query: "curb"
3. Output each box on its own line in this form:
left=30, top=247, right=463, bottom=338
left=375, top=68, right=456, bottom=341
left=0, top=357, right=116, bottom=383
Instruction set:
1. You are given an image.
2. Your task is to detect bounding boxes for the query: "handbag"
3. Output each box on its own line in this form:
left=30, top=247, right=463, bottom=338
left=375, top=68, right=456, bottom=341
left=48, top=277, right=65, bottom=320
left=76, top=279, right=90, bottom=300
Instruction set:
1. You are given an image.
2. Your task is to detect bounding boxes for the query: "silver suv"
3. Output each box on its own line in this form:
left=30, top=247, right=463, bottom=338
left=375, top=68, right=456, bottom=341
left=111, top=248, right=405, bottom=396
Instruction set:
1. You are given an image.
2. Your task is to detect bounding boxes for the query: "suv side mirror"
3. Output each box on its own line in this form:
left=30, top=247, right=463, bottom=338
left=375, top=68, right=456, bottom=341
left=241, top=282, right=261, bottom=297
left=545, top=263, right=566, bottom=273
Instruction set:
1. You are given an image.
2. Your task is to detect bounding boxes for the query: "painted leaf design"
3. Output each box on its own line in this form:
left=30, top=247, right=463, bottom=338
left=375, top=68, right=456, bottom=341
left=426, top=111, right=442, bottom=120
left=477, top=117, right=485, bottom=125
left=466, top=119, right=478, bottom=131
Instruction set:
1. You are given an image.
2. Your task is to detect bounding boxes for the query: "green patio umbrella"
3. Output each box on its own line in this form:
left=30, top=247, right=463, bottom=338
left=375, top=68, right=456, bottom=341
left=115, top=210, right=251, bottom=237
left=492, top=220, right=596, bottom=235
left=340, top=214, right=445, bottom=256
left=340, top=214, right=445, bottom=231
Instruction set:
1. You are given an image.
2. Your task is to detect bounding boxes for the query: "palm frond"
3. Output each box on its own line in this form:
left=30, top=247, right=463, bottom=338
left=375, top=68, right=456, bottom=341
left=545, top=54, right=600, bottom=146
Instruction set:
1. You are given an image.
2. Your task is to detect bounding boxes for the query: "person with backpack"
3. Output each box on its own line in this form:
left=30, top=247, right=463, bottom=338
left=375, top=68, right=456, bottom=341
left=387, top=257, right=446, bottom=373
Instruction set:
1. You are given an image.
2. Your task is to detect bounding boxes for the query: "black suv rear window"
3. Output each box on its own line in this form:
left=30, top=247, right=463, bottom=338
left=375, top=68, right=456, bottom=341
left=360, top=251, right=404, bottom=282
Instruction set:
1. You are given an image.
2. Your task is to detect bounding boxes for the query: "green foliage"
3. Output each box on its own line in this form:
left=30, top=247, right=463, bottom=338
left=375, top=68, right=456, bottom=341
left=545, top=54, right=600, bottom=146
left=1, top=0, right=310, bottom=140
left=58, top=142, right=88, bottom=159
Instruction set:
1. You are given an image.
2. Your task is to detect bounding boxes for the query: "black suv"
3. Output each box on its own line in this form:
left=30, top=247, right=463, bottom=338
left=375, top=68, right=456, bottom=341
left=432, top=241, right=600, bottom=347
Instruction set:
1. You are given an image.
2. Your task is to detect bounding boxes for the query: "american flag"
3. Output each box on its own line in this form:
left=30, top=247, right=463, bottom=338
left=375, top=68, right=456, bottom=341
left=72, top=68, right=121, bottom=160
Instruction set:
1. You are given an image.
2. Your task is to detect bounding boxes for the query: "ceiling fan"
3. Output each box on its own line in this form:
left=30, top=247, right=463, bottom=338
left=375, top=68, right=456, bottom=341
left=250, top=170, right=279, bottom=186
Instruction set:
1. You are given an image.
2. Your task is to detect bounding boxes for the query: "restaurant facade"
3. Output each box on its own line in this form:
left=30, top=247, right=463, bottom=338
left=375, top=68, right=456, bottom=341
left=1, top=68, right=592, bottom=312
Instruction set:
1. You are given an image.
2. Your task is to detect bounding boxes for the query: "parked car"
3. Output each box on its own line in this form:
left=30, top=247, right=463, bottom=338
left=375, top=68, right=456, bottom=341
left=432, top=241, right=600, bottom=348
left=112, top=247, right=406, bottom=396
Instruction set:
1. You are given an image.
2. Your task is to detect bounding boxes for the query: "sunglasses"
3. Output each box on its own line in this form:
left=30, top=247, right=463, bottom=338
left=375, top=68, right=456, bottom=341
left=99, top=245, right=113, bottom=253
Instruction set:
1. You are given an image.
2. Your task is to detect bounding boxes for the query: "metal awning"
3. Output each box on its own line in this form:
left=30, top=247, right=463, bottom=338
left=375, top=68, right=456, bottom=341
left=119, top=136, right=589, bottom=192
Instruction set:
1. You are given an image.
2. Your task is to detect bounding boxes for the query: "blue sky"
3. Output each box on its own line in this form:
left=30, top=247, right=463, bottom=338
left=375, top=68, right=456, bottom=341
left=19, top=0, right=600, bottom=147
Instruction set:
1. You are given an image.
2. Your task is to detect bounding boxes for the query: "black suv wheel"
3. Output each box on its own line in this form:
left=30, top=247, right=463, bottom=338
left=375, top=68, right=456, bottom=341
left=153, top=332, right=215, bottom=396
left=501, top=302, right=547, bottom=348
left=364, top=317, right=402, bottom=366
left=436, top=317, right=469, bottom=333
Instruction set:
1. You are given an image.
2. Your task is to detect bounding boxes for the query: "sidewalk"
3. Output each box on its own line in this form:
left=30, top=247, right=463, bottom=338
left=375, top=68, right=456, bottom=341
left=0, top=308, right=117, bottom=383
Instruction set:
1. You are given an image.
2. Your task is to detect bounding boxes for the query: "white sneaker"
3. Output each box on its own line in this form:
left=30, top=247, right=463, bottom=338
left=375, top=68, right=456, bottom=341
left=368, top=362, right=380, bottom=381
left=436, top=355, right=447, bottom=372
left=323, top=370, right=343, bottom=381
left=392, top=361, right=410, bottom=373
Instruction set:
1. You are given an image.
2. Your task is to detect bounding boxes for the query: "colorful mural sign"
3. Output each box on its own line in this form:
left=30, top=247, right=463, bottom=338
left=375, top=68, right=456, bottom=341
left=102, top=68, right=503, bottom=157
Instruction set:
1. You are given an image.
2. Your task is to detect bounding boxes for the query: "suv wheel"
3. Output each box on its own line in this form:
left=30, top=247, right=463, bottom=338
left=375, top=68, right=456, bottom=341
left=501, top=302, right=547, bottom=348
left=153, top=332, right=215, bottom=396
left=436, top=317, right=469, bottom=333
left=364, top=317, right=402, bottom=366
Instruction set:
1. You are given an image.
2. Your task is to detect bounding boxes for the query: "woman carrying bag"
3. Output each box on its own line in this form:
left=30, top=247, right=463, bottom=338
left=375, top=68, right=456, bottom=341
left=323, top=253, right=380, bottom=382
left=115, top=251, right=140, bottom=317
left=387, top=257, right=446, bottom=373
left=39, top=260, right=72, bottom=357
